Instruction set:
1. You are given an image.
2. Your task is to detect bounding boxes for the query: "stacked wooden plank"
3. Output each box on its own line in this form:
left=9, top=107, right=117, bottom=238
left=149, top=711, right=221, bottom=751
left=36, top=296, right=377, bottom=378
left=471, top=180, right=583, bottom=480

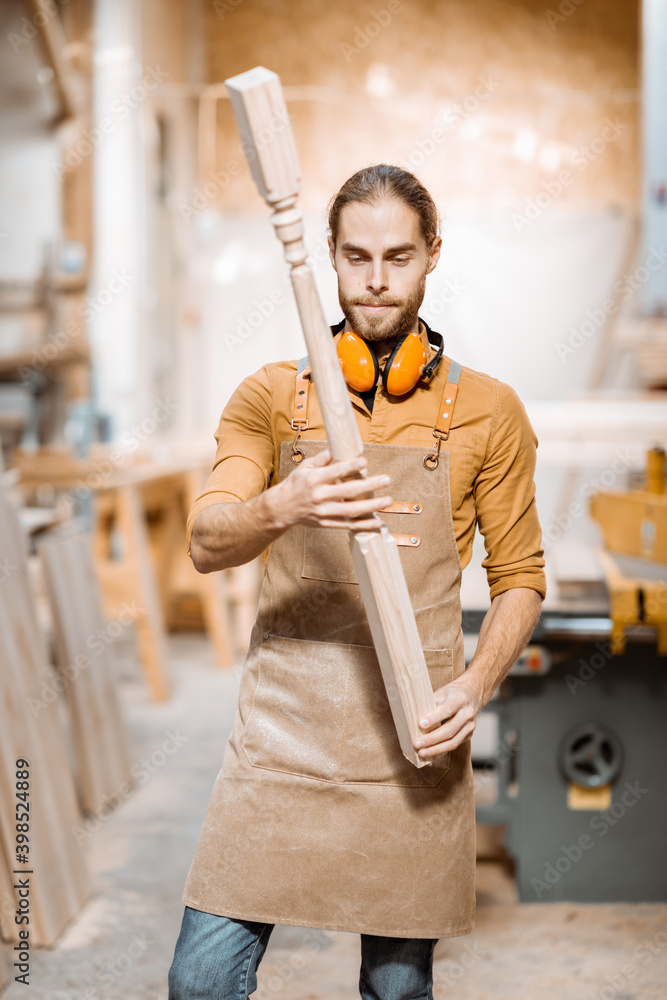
left=14, top=449, right=259, bottom=696
left=37, top=522, right=133, bottom=817
left=0, top=490, right=91, bottom=946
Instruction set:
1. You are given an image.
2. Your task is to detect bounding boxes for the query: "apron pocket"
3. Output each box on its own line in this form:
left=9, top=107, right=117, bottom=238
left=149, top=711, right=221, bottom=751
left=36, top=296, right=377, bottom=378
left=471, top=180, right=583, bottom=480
left=241, top=634, right=453, bottom=786
left=241, top=633, right=349, bottom=782
left=303, top=524, right=358, bottom=585
left=302, top=523, right=423, bottom=585
left=339, top=646, right=453, bottom=785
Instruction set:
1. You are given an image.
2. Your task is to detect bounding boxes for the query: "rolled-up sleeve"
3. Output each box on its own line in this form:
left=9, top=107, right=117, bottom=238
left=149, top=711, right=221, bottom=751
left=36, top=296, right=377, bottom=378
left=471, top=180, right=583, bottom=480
left=473, top=379, right=546, bottom=601
left=186, top=365, right=275, bottom=553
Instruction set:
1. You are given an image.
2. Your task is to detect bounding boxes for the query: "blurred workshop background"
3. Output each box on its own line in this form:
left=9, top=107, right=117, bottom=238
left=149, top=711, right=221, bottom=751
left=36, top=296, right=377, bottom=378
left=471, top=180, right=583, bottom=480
left=0, top=0, right=666, bottom=997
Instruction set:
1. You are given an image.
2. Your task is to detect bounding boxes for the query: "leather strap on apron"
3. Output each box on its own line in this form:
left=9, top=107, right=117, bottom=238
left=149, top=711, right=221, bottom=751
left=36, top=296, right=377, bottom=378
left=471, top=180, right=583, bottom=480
left=290, top=355, right=311, bottom=464
left=423, top=359, right=462, bottom=471
left=291, top=354, right=462, bottom=471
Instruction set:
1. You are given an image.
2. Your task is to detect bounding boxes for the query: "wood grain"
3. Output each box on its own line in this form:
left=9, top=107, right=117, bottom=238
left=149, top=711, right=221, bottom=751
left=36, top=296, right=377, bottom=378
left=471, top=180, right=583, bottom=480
left=225, top=66, right=438, bottom=767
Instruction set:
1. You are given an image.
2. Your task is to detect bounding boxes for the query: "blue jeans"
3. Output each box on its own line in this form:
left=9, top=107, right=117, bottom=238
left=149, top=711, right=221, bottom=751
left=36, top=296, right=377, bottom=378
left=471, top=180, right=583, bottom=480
left=168, top=905, right=438, bottom=999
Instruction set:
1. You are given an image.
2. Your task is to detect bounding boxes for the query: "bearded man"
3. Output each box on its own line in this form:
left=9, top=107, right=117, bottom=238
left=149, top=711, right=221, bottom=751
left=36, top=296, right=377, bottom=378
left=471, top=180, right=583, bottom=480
left=168, top=164, right=546, bottom=1000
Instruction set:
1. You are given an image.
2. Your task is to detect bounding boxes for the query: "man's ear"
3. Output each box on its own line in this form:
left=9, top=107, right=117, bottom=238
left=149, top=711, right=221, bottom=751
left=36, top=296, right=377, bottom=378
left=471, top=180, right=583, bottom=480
left=327, top=235, right=337, bottom=270
left=426, top=235, right=442, bottom=275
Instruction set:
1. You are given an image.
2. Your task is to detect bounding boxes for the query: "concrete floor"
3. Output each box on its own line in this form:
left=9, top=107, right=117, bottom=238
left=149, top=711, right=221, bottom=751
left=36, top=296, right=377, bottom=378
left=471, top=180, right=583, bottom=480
left=2, top=632, right=665, bottom=1000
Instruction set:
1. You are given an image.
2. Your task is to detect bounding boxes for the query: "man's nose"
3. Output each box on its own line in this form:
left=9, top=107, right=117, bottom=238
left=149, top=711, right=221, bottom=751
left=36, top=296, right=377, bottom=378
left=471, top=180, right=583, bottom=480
left=367, top=260, right=388, bottom=293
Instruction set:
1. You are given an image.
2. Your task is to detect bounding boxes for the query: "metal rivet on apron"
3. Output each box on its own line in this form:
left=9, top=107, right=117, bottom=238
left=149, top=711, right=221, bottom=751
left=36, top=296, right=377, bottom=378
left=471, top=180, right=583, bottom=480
left=263, top=632, right=269, bottom=639
left=442, top=412, right=448, bottom=418
left=445, top=398, right=452, bottom=404
left=414, top=504, right=421, bottom=512
left=411, top=537, right=418, bottom=544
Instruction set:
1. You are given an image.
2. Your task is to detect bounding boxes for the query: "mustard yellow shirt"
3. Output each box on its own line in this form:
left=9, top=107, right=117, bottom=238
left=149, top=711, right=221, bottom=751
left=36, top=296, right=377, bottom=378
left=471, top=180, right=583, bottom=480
left=187, top=322, right=546, bottom=601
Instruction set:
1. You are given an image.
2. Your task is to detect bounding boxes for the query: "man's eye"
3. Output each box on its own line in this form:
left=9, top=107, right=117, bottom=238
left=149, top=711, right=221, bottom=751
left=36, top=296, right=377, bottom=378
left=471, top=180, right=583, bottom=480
left=392, top=257, right=410, bottom=265
left=347, top=256, right=364, bottom=264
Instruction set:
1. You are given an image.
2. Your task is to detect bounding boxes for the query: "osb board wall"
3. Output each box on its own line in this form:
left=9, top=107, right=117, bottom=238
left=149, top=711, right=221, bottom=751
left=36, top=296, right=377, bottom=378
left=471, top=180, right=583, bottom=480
left=203, top=0, right=639, bottom=214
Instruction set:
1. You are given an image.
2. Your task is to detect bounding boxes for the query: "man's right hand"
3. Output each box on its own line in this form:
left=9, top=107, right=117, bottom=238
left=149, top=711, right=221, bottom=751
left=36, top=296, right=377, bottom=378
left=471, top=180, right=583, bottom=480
left=268, top=448, right=393, bottom=531
left=190, top=448, right=392, bottom=573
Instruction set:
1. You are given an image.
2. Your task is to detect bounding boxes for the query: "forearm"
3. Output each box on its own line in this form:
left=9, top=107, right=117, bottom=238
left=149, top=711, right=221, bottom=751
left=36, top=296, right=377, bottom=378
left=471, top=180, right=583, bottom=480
left=190, top=449, right=393, bottom=574
left=190, top=488, right=288, bottom=572
left=462, top=587, right=543, bottom=709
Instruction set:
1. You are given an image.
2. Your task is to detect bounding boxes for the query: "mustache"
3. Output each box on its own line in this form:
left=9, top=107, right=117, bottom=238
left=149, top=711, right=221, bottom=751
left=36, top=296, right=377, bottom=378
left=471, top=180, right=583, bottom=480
left=354, top=298, right=400, bottom=307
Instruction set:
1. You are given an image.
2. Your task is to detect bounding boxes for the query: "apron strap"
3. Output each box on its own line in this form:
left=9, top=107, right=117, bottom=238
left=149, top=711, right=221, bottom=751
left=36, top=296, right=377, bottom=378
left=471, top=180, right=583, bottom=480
left=290, top=357, right=311, bottom=464
left=423, top=359, right=462, bottom=471
left=291, top=355, right=463, bottom=471
left=433, top=359, right=462, bottom=439
left=292, top=366, right=310, bottom=429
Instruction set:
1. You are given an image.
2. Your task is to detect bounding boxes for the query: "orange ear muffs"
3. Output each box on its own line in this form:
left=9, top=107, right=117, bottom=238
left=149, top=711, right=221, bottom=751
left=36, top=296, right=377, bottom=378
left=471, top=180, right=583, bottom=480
left=381, top=331, right=428, bottom=396
left=336, top=330, right=379, bottom=392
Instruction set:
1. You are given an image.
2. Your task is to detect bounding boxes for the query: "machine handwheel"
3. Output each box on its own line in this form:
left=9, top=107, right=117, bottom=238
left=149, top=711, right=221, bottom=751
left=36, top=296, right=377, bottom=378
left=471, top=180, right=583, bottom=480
left=558, top=721, right=623, bottom=788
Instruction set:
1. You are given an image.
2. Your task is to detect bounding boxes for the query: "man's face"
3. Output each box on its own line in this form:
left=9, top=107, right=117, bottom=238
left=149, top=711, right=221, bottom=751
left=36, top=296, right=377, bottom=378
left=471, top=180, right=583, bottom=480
left=328, top=196, right=441, bottom=343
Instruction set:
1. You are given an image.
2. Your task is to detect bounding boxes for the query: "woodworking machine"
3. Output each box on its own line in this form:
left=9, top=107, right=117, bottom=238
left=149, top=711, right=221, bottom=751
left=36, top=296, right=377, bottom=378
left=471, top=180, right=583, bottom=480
left=468, top=447, right=667, bottom=903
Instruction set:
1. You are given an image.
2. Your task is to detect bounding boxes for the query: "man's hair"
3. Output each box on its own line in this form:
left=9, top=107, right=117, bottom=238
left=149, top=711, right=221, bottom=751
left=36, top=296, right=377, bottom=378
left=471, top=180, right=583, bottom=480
left=327, top=164, right=440, bottom=249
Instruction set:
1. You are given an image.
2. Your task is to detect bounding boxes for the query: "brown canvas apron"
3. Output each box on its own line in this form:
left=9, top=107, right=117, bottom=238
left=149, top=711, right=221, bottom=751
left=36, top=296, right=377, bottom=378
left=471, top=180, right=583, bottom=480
left=182, top=363, right=476, bottom=940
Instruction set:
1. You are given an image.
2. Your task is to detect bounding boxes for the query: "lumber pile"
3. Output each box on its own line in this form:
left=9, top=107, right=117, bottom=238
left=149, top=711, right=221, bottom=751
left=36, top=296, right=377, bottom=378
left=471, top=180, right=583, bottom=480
left=0, top=489, right=91, bottom=946
left=37, top=522, right=133, bottom=816
left=14, top=449, right=263, bottom=698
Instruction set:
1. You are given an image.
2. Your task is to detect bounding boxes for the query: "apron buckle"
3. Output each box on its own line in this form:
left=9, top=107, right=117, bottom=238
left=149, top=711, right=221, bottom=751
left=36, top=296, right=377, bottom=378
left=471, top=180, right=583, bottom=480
left=290, top=419, right=308, bottom=463
left=423, top=429, right=446, bottom=470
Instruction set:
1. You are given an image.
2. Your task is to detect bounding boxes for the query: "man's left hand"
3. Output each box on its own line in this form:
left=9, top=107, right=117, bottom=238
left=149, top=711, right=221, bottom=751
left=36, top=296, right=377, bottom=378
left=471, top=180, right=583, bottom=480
left=413, top=679, right=481, bottom=759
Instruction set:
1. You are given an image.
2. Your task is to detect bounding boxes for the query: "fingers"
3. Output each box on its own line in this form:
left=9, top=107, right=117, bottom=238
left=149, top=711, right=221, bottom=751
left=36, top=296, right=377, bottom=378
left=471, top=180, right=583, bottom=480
left=415, top=717, right=476, bottom=758
left=300, top=451, right=376, bottom=485
left=419, top=686, right=473, bottom=730
left=314, top=494, right=393, bottom=521
left=317, top=515, right=385, bottom=530
left=311, top=474, right=391, bottom=504
left=414, top=689, right=477, bottom=756
left=301, top=447, right=332, bottom=467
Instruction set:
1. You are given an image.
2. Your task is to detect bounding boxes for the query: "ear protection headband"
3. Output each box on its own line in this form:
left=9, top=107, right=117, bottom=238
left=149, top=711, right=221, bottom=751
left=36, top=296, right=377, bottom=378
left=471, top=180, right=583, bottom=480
left=334, top=319, right=444, bottom=396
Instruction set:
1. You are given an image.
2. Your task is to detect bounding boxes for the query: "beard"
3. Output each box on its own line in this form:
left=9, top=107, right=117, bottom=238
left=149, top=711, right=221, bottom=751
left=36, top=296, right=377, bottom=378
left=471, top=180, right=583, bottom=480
left=337, top=270, right=427, bottom=343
